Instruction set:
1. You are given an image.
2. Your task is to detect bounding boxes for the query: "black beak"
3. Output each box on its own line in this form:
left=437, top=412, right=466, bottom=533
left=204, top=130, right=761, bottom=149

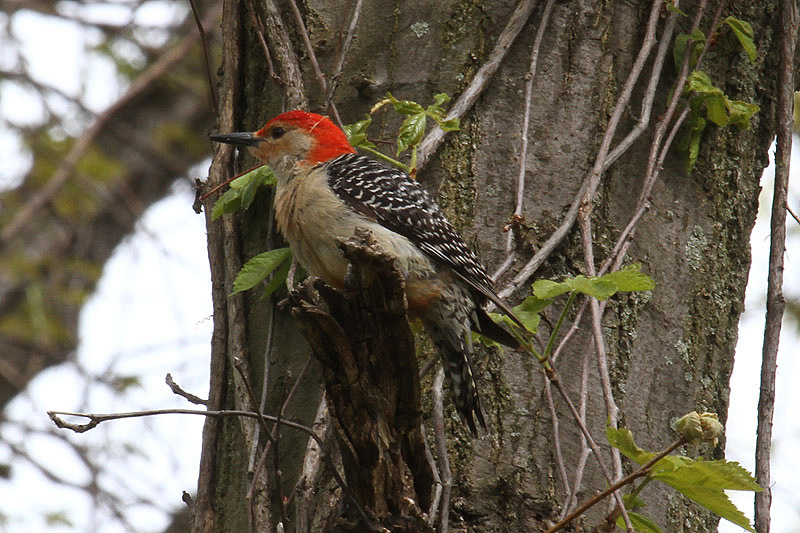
left=209, top=131, right=264, bottom=147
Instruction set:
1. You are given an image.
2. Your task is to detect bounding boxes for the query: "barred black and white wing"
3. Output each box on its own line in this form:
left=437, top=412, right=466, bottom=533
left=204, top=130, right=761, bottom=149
left=324, top=154, right=490, bottom=290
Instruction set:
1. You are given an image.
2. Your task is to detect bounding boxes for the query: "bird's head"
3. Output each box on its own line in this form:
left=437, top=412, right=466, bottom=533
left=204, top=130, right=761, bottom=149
left=210, top=111, right=355, bottom=172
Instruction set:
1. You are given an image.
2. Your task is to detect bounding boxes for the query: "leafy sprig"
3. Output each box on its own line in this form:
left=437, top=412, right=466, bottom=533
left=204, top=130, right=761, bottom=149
left=347, top=92, right=460, bottom=174
left=672, top=16, right=760, bottom=172
left=608, top=421, right=761, bottom=532
left=211, top=165, right=276, bottom=220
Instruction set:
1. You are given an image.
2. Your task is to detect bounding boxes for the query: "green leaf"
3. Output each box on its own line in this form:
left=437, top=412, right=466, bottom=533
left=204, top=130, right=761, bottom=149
left=211, top=165, right=276, bottom=220
left=474, top=329, right=503, bottom=349
left=617, top=511, right=662, bottom=533
left=651, top=456, right=762, bottom=493
left=600, top=264, right=656, bottom=292
left=673, top=29, right=706, bottom=72
left=686, top=71, right=723, bottom=97
left=232, top=248, right=292, bottom=294
left=438, top=117, right=461, bottom=131
left=425, top=93, right=450, bottom=121
left=45, top=512, right=73, bottom=527
left=211, top=187, right=242, bottom=220
left=111, top=375, right=142, bottom=392
left=532, top=265, right=654, bottom=302
left=705, top=96, right=729, bottom=127
left=681, top=115, right=706, bottom=173
left=665, top=1, right=687, bottom=17
left=723, top=16, right=757, bottom=63
left=532, top=279, right=571, bottom=299
left=726, top=99, right=760, bottom=129
left=569, top=276, right=618, bottom=300
left=511, top=296, right=552, bottom=333
left=396, top=113, right=427, bottom=155
left=432, top=92, right=451, bottom=108
left=609, top=426, right=761, bottom=533
left=623, top=493, right=647, bottom=510
left=651, top=458, right=761, bottom=532
left=386, top=92, right=425, bottom=115
left=343, top=114, right=377, bottom=150
left=606, top=426, right=655, bottom=465
left=262, top=255, right=292, bottom=299
left=231, top=165, right=275, bottom=188
left=240, top=173, right=260, bottom=210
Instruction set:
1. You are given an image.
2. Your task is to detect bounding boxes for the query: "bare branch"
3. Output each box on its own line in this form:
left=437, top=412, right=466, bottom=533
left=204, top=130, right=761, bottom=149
left=416, top=0, right=538, bottom=169
left=546, top=438, right=687, bottom=532
left=48, top=408, right=316, bottom=435
left=165, top=373, right=208, bottom=405
left=786, top=202, right=800, bottom=226
left=244, top=0, right=283, bottom=86
left=285, top=0, right=340, bottom=125
left=187, top=0, right=220, bottom=116
left=504, top=0, right=557, bottom=259
left=545, top=368, right=627, bottom=521
left=327, top=0, right=365, bottom=106
left=260, top=0, right=308, bottom=109
left=431, top=366, right=452, bottom=533
left=755, top=0, right=796, bottom=529
left=497, top=0, right=666, bottom=299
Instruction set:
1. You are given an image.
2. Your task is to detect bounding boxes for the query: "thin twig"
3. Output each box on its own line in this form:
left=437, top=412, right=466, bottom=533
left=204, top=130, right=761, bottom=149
left=165, top=373, right=208, bottom=405
left=604, top=6, right=678, bottom=168
left=232, top=356, right=277, bottom=532
left=637, top=0, right=712, bottom=207
left=261, top=0, right=308, bottom=110
left=546, top=438, right=687, bottom=533
left=327, top=0, right=364, bottom=106
left=431, top=366, right=452, bottom=533
left=609, top=105, right=690, bottom=269
left=755, top=1, right=796, bottom=530
left=250, top=307, right=276, bottom=470
left=546, top=369, right=627, bottom=521
left=244, top=0, right=283, bottom=86
left=286, top=0, right=341, bottom=125
left=422, top=420, right=444, bottom=526
left=48, top=406, right=378, bottom=530
left=496, top=0, right=666, bottom=299
left=295, top=397, right=329, bottom=531
left=559, top=342, right=592, bottom=519
left=578, top=211, right=632, bottom=527
left=233, top=357, right=272, bottom=435
left=186, top=0, right=219, bottom=116
left=416, top=0, right=538, bottom=170
left=506, top=0, right=557, bottom=255
left=544, top=379, right=569, bottom=497
left=786, top=203, right=800, bottom=226
left=49, top=408, right=312, bottom=435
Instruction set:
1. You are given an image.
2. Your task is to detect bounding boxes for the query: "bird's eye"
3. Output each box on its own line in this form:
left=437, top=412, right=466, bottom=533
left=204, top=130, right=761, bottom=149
left=270, top=126, right=286, bottom=139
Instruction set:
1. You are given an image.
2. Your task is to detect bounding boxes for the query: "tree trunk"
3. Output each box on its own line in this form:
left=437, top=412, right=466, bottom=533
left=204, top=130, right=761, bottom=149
left=195, top=0, right=782, bottom=531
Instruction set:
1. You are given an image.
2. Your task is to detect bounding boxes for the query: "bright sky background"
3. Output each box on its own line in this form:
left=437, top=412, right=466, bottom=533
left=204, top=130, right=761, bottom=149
left=0, top=3, right=798, bottom=532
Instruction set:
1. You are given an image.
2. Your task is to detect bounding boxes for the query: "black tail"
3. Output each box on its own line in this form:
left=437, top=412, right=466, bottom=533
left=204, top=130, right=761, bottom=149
left=441, top=342, right=485, bottom=435
left=422, top=316, right=485, bottom=435
left=473, top=306, right=520, bottom=349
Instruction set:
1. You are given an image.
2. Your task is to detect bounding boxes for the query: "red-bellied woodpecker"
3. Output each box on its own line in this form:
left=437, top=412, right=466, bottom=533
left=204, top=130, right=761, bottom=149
left=210, top=110, right=521, bottom=434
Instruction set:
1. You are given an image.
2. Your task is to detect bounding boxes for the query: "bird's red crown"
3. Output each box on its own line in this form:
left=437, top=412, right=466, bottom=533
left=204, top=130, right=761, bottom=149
left=256, top=110, right=355, bottom=164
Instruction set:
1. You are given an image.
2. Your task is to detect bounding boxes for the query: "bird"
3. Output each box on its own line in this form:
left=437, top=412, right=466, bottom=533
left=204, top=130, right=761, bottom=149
left=210, top=110, right=521, bottom=434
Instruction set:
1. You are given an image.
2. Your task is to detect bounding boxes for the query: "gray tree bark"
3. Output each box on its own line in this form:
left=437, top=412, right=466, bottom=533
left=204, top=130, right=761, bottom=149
left=195, top=1, right=782, bottom=531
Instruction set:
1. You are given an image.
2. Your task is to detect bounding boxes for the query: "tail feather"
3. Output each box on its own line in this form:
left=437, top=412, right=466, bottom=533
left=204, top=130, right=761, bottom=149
left=441, top=342, right=485, bottom=434
left=473, top=306, right=520, bottom=349
left=422, top=316, right=485, bottom=435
